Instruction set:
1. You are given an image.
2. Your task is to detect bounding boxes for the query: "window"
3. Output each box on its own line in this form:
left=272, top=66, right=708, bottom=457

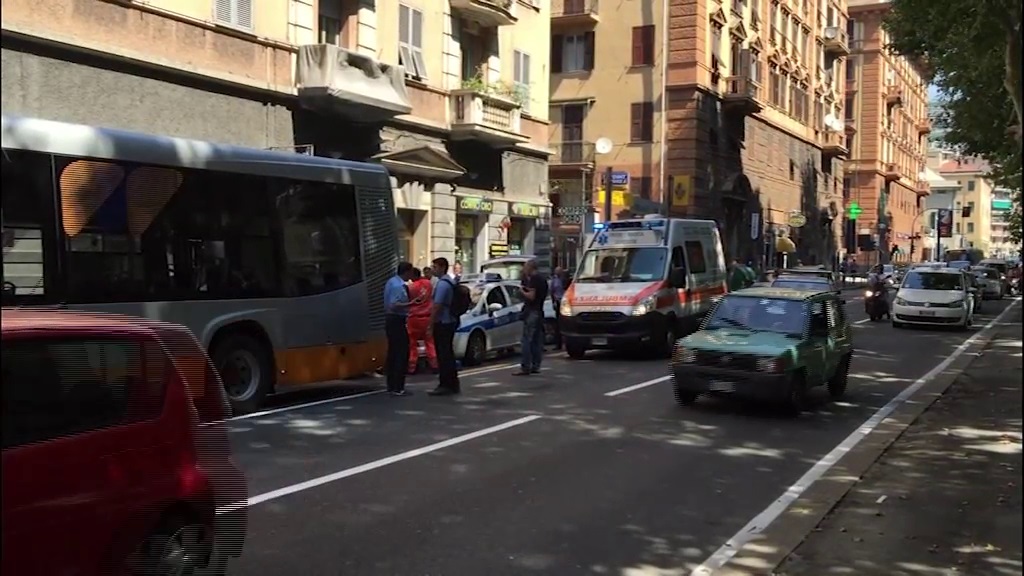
left=967, top=222, right=975, bottom=233
left=55, top=157, right=291, bottom=303
left=684, top=241, right=706, bottom=274
left=505, top=284, right=524, bottom=305
left=561, top=104, right=586, bottom=161
left=967, top=180, right=975, bottom=191
left=319, top=14, right=343, bottom=46
left=730, top=39, right=743, bottom=73
left=2, top=337, right=166, bottom=449
left=213, top=0, right=252, bottom=29
left=770, top=67, right=783, bottom=106
left=630, top=102, right=654, bottom=142
left=552, top=33, right=595, bottom=73
left=513, top=50, right=531, bottom=114
left=630, top=176, right=653, bottom=200
left=711, top=25, right=723, bottom=66
left=275, top=180, right=363, bottom=296
left=399, top=5, right=426, bottom=79
left=632, top=25, right=655, bottom=66
left=485, top=285, right=508, bottom=308
left=2, top=150, right=57, bottom=303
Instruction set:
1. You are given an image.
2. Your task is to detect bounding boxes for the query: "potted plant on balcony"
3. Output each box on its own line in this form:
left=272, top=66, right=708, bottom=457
left=459, top=72, right=524, bottom=106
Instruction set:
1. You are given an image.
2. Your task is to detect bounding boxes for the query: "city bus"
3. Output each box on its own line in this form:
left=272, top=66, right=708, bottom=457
left=1, top=115, right=398, bottom=413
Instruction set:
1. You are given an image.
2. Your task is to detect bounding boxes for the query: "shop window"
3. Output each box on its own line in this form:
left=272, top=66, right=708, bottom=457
left=455, top=214, right=478, bottom=270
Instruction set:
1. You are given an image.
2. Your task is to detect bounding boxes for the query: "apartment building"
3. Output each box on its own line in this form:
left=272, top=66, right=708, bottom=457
left=1, top=0, right=552, bottom=271
left=934, top=157, right=1000, bottom=255
left=843, top=0, right=931, bottom=265
left=668, top=0, right=856, bottom=266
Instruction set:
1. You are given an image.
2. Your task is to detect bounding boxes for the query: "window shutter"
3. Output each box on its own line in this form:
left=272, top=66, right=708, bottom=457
left=551, top=35, right=564, bottom=73
left=643, top=102, right=654, bottom=140
left=630, top=103, right=642, bottom=141
left=214, top=0, right=232, bottom=24
left=643, top=26, right=655, bottom=65
left=236, top=0, right=252, bottom=29
left=583, top=31, right=596, bottom=70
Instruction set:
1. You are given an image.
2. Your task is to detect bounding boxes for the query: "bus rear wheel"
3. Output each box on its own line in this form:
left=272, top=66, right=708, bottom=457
left=213, top=332, right=272, bottom=415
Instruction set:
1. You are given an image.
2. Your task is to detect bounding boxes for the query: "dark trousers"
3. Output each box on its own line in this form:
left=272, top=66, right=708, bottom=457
left=385, top=315, right=409, bottom=392
left=552, top=298, right=563, bottom=348
left=433, top=322, right=460, bottom=391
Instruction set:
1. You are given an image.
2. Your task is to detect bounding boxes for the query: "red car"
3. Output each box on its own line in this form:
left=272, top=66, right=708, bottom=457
left=1, top=309, right=247, bottom=575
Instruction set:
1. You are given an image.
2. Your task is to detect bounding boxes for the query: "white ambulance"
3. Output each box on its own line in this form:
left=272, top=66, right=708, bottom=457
left=558, top=215, right=728, bottom=359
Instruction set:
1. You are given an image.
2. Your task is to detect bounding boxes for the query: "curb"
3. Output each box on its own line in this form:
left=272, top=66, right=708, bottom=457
left=712, top=299, right=1022, bottom=576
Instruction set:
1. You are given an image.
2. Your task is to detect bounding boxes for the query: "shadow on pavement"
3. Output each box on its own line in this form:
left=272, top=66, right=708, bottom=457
left=775, top=310, right=1023, bottom=576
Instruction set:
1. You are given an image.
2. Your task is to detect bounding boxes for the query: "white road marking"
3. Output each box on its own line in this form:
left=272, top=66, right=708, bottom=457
left=691, top=298, right=1021, bottom=575
left=854, top=318, right=871, bottom=324
left=222, top=414, right=543, bottom=512
left=605, top=375, right=672, bottom=397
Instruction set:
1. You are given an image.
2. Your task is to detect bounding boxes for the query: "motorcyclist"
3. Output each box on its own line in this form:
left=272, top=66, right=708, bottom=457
left=867, top=264, right=891, bottom=320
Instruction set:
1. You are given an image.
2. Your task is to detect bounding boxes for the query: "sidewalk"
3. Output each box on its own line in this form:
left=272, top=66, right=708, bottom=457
left=777, top=307, right=1023, bottom=576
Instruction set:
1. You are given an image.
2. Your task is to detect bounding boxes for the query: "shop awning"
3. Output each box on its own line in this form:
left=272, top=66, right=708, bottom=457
left=776, top=236, right=797, bottom=253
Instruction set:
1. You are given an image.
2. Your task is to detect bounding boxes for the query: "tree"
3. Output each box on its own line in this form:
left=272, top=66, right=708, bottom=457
left=884, top=0, right=1023, bottom=246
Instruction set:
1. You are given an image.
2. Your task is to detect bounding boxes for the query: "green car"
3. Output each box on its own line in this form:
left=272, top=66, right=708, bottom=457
left=670, top=287, right=854, bottom=414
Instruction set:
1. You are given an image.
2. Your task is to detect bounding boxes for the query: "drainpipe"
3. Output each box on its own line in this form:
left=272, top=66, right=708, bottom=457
left=658, top=0, right=670, bottom=216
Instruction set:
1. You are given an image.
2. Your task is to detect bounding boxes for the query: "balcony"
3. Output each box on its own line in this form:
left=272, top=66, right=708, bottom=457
left=821, top=132, right=848, bottom=159
left=915, top=179, right=931, bottom=196
left=885, top=85, right=904, bottom=107
left=551, top=0, right=599, bottom=28
left=822, top=26, right=850, bottom=57
left=917, top=117, right=932, bottom=134
left=449, top=88, right=527, bottom=145
left=722, top=74, right=763, bottom=115
left=450, top=0, right=517, bottom=27
left=295, top=44, right=412, bottom=121
left=883, top=162, right=901, bottom=182
left=550, top=142, right=596, bottom=167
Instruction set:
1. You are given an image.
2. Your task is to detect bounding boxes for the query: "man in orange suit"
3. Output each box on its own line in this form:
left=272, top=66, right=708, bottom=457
left=407, top=267, right=438, bottom=374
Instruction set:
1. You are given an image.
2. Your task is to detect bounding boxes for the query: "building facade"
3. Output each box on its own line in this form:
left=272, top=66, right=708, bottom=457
left=843, top=0, right=931, bottom=265
left=1, top=0, right=553, bottom=272
left=546, top=0, right=667, bottom=268
left=661, top=0, right=857, bottom=268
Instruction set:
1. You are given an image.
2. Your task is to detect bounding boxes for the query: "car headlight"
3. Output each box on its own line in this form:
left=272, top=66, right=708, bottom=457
left=632, top=295, right=657, bottom=316
left=950, top=299, right=965, bottom=307
left=895, top=297, right=907, bottom=305
left=559, top=298, right=574, bottom=317
left=675, top=346, right=696, bottom=363
left=864, top=290, right=874, bottom=297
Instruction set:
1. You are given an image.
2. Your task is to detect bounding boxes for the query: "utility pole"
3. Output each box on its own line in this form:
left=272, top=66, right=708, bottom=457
left=603, top=165, right=614, bottom=223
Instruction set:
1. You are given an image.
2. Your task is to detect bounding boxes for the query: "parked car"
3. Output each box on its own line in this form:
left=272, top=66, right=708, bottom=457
left=770, top=274, right=837, bottom=294
left=892, top=268, right=976, bottom=330
left=1, top=309, right=246, bottom=576
left=776, top=266, right=841, bottom=292
left=414, top=277, right=557, bottom=368
left=670, top=287, right=854, bottom=415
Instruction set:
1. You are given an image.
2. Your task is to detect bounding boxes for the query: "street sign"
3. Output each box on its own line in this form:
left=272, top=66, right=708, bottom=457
left=560, top=214, right=583, bottom=224
left=750, top=212, right=761, bottom=240
left=599, top=171, right=630, bottom=187
left=557, top=205, right=589, bottom=216
left=848, top=202, right=862, bottom=219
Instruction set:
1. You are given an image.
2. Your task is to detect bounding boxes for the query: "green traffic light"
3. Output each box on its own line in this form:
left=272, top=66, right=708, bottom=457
left=848, top=202, right=862, bottom=219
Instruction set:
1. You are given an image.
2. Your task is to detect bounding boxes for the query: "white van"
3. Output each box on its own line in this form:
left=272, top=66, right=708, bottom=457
left=558, top=215, right=728, bottom=359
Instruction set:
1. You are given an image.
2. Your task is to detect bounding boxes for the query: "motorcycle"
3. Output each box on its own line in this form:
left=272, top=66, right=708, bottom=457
left=1011, top=277, right=1021, bottom=296
left=864, top=277, right=892, bottom=321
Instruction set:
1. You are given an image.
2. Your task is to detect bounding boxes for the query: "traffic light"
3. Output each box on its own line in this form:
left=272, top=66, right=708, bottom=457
left=847, top=202, right=862, bottom=220
left=844, top=218, right=858, bottom=253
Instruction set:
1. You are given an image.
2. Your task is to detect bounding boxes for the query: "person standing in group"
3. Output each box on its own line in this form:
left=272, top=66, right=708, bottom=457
left=549, top=266, right=567, bottom=350
left=406, top=268, right=438, bottom=374
left=427, top=257, right=463, bottom=396
left=383, top=262, right=418, bottom=397
left=424, top=263, right=439, bottom=289
left=513, top=260, right=548, bottom=376
left=450, top=261, right=463, bottom=283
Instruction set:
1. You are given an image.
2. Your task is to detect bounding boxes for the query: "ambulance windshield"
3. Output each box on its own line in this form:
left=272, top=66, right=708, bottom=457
left=575, top=247, right=668, bottom=283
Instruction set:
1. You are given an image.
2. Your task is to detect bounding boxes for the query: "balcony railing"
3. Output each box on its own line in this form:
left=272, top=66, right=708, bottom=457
left=884, top=162, right=901, bottom=181
left=915, top=179, right=931, bottom=196
left=722, top=74, right=764, bottom=115
left=822, top=131, right=848, bottom=158
left=552, top=0, right=599, bottom=25
left=550, top=142, right=596, bottom=165
left=917, top=118, right=932, bottom=134
left=295, top=44, right=412, bottom=121
left=449, top=88, right=525, bottom=144
left=450, top=0, right=517, bottom=27
left=885, top=85, right=904, bottom=107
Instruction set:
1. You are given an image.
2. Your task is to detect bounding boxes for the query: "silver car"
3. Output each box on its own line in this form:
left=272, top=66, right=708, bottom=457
left=971, top=267, right=1004, bottom=299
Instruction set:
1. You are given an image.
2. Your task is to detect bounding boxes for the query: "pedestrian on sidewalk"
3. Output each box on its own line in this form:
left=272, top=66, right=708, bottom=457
left=550, top=266, right=567, bottom=350
left=406, top=267, right=438, bottom=374
left=513, top=260, right=548, bottom=376
left=383, top=261, right=418, bottom=397
left=424, top=263, right=439, bottom=289
left=427, top=257, right=462, bottom=396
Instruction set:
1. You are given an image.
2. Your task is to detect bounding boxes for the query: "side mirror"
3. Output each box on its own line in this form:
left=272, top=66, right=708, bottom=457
left=487, top=302, right=503, bottom=313
left=669, top=268, right=686, bottom=288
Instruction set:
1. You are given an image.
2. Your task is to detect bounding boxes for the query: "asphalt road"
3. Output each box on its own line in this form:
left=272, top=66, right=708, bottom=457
left=223, top=294, right=1018, bottom=576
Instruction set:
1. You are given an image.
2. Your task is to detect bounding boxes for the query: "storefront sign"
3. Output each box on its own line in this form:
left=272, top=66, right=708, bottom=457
left=787, top=212, right=807, bottom=228
left=670, top=174, right=692, bottom=209
left=510, top=202, right=541, bottom=218
left=458, top=196, right=494, bottom=213
left=489, top=242, right=509, bottom=258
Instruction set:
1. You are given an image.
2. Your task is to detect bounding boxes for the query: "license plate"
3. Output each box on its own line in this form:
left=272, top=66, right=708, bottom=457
left=918, top=310, right=936, bottom=316
left=591, top=337, right=608, bottom=346
left=709, top=380, right=735, bottom=392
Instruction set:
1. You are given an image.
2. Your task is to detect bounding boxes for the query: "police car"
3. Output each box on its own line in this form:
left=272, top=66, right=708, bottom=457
left=414, top=273, right=557, bottom=369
